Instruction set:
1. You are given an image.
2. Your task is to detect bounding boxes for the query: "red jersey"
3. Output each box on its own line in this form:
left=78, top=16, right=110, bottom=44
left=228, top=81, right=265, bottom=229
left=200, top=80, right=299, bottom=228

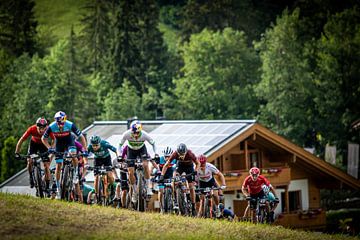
left=21, top=125, right=54, bottom=144
left=169, top=149, right=197, bottom=167
left=242, top=175, right=270, bottom=195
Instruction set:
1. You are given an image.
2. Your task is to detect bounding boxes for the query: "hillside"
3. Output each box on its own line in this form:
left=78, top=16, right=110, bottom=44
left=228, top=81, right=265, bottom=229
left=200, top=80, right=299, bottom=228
left=0, top=193, right=357, bottom=240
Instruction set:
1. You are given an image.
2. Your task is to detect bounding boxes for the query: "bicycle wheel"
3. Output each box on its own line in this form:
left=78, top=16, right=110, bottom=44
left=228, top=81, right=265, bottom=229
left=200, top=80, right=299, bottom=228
left=34, top=167, right=44, bottom=198
left=98, top=179, right=107, bottom=206
left=164, top=188, right=173, bottom=213
left=137, top=176, right=145, bottom=212
left=204, top=198, right=211, bottom=218
left=176, top=188, right=187, bottom=215
left=61, top=165, right=70, bottom=200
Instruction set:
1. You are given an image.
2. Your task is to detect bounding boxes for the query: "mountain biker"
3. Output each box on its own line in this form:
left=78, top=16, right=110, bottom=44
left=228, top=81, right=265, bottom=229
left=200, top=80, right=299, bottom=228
left=87, top=135, right=118, bottom=201
left=218, top=203, right=236, bottom=221
left=15, top=117, right=55, bottom=194
left=118, top=120, right=159, bottom=203
left=70, top=139, right=87, bottom=203
left=196, top=154, right=226, bottom=218
left=41, top=111, right=88, bottom=199
left=241, top=167, right=278, bottom=222
left=261, top=184, right=279, bottom=222
left=160, top=143, right=200, bottom=216
left=113, top=144, right=129, bottom=208
left=156, top=146, right=177, bottom=213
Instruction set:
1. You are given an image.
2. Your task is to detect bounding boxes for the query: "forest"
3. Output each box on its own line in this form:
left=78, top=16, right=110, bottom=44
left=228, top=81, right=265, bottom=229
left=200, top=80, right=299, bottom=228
left=0, top=0, right=359, bottom=183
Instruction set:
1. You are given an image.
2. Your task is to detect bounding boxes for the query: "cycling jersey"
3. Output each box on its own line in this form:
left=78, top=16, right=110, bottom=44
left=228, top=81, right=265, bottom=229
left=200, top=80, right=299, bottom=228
left=222, top=209, right=235, bottom=219
left=168, top=150, right=197, bottom=167
left=75, top=140, right=85, bottom=153
left=242, top=175, right=270, bottom=195
left=198, top=162, right=219, bottom=182
left=44, top=120, right=82, bottom=143
left=119, top=129, right=156, bottom=153
left=88, top=140, right=117, bottom=158
left=158, top=156, right=176, bottom=178
left=21, top=125, right=54, bottom=144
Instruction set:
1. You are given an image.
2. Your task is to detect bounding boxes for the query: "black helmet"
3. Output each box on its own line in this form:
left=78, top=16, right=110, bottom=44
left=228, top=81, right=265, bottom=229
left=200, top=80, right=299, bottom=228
left=177, top=143, right=187, bottom=155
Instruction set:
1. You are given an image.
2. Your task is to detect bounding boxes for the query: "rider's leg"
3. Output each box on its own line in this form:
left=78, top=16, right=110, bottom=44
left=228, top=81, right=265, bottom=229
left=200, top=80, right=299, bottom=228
left=243, top=204, right=250, bottom=219
left=143, top=160, right=152, bottom=195
left=43, top=161, right=51, bottom=190
left=94, top=175, right=99, bottom=195
left=159, top=187, right=164, bottom=211
left=189, top=182, right=196, bottom=204
left=104, top=175, right=109, bottom=198
left=197, top=195, right=204, bottom=217
left=27, top=158, right=34, bottom=187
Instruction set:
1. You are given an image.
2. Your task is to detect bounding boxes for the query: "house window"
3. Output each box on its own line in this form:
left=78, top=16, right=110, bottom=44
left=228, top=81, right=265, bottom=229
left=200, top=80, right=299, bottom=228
left=281, top=190, right=302, bottom=212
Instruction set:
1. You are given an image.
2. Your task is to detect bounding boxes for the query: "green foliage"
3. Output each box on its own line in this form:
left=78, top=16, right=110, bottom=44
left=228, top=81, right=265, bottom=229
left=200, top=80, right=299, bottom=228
left=326, top=209, right=360, bottom=235
left=0, top=137, right=23, bottom=182
left=0, top=0, right=38, bottom=57
left=101, top=80, right=141, bottom=120
left=254, top=8, right=316, bottom=146
left=314, top=6, right=360, bottom=149
left=174, top=28, right=260, bottom=119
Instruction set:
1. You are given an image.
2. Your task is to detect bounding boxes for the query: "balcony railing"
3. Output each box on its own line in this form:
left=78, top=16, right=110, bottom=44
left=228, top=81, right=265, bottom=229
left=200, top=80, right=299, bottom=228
left=217, top=167, right=291, bottom=190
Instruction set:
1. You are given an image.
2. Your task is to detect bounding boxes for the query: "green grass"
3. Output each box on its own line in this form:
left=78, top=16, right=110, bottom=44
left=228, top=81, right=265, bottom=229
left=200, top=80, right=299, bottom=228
left=34, top=0, right=88, bottom=40
left=0, top=193, right=357, bottom=240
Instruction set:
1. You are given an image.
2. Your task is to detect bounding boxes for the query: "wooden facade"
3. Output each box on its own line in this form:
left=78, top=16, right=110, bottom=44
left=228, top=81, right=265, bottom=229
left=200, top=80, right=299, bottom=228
left=208, top=123, right=360, bottom=229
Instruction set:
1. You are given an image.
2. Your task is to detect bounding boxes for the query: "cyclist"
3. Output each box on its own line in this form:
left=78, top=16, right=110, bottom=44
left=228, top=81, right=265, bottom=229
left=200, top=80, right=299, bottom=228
left=261, top=184, right=279, bottom=222
left=118, top=120, right=158, bottom=203
left=218, top=203, right=236, bottom=221
left=41, top=111, right=88, bottom=199
left=87, top=135, right=118, bottom=201
left=112, top=144, right=129, bottom=208
left=15, top=117, right=55, bottom=195
left=241, top=167, right=279, bottom=222
left=156, top=146, right=177, bottom=213
left=69, top=139, right=87, bottom=203
left=160, top=143, right=200, bottom=216
left=196, top=154, right=226, bottom=218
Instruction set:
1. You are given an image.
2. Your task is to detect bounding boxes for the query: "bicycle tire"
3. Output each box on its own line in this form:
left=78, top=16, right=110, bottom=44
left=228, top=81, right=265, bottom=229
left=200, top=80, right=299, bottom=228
left=61, top=165, right=70, bottom=200
left=164, top=188, right=173, bottom=213
left=34, top=167, right=44, bottom=198
left=176, top=188, right=186, bottom=215
left=137, top=174, right=145, bottom=212
left=204, top=198, right=211, bottom=218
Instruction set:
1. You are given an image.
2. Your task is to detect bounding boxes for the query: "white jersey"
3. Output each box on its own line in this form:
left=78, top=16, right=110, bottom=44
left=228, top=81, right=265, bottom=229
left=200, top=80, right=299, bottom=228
left=119, top=129, right=156, bottom=153
left=198, top=163, right=219, bottom=182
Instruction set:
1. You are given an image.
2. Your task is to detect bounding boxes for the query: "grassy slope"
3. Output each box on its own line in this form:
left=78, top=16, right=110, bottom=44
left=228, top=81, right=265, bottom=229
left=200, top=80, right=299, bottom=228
left=0, top=193, right=356, bottom=240
left=34, top=0, right=88, bottom=40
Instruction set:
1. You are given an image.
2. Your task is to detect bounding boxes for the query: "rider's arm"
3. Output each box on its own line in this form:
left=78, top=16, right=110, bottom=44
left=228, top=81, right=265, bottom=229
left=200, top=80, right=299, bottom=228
left=269, top=184, right=278, bottom=198
left=41, top=127, right=52, bottom=149
left=241, top=178, right=250, bottom=197
left=161, top=152, right=176, bottom=176
left=215, top=171, right=226, bottom=186
left=191, top=152, right=200, bottom=172
left=151, top=160, right=160, bottom=171
left=15, top=128, right=31, bottom=153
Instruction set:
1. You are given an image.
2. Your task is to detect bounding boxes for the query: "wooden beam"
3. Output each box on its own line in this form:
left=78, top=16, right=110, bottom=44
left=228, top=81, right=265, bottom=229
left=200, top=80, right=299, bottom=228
left=285, top=185, right=289, bottom=214
left=252, top=133, right=256, bottom=141
left=245, top=140, right=249, bottom=169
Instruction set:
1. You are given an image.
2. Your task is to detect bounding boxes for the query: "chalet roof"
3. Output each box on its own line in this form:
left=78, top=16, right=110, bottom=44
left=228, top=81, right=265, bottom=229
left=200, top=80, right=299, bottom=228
left=208, top=123, right=360, bottom=190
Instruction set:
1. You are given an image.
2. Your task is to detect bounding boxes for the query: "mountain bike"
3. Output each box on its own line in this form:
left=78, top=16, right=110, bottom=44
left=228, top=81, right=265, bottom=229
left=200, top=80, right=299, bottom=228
left=87, top=165, right=114, bottom=206
left=127, top=157, right=152, bottom=212
left=56, top=152, right=82, bottom=201
left=246, top=196, right=270, bottom=223
left=113, top=159, right=132, bottom=209
left=196, top=186, right=220, bottom=219
left=173, top=172, right=196, bottom=216
left=20, top=152, right=49, bottom=198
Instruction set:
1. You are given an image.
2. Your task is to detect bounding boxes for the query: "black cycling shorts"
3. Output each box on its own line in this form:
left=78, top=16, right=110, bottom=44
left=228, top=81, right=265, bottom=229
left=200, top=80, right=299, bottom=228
left=127, top=145, right=149, bottom=167
left=94, top=155, right=112, bottom=167
left=176, top=164, right=195, bottom=182
left=119, top=171, right=129, bottom=190
left=28, top=140, right=49, bottom=162
left=249, top=190, right=266, bottom=209
left=199, top=177, right=216, bottom=189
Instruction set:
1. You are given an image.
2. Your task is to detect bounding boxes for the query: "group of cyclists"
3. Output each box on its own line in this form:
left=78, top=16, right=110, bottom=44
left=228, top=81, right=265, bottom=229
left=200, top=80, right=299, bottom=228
left=14, top=111, right=279, bottom=222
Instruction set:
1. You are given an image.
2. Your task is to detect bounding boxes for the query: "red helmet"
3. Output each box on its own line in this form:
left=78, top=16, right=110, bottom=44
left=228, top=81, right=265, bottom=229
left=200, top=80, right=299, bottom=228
left=36, top=117, right=48, bottom=127
left=198, top=154, right=207, bottom=165
left=249, top=167, right=260, bottom=180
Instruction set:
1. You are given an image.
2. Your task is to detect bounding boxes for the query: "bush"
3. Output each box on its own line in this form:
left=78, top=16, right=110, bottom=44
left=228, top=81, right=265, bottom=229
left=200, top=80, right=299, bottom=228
left=326, top=208, right=360, bottom=236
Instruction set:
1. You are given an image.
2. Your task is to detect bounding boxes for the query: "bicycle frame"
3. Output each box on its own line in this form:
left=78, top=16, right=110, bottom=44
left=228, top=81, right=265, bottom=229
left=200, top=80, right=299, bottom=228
left=22, top=153, right=48, bottom=198
left=89, top=165, right=113, bottom=206
left=173, top=172, right=194, bottom=216
left=196, top=187, right=220, bottom=218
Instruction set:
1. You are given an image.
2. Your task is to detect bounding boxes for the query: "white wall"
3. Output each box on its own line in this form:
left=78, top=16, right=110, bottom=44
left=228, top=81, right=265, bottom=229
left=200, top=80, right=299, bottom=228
left=288, top=179, right=309, bottom=210
left=0, top=186, right=36, bottom=196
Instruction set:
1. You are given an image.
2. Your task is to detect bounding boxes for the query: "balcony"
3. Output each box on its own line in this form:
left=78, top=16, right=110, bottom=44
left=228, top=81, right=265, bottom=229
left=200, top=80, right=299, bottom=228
left=217, top=167, right=291, bottom=191
left=275, top=209, right=326, bottom=230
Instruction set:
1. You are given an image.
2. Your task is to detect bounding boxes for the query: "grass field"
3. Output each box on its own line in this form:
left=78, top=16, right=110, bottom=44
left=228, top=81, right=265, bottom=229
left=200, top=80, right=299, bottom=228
left=0, top=193, right=357, bottom=240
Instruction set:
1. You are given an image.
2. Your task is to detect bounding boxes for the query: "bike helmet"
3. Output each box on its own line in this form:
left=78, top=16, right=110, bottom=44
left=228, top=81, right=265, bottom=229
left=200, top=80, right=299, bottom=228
left=36, top=117, right=48, bottom=127
left=177, top=143, right=187, bottom=155
left=261, top=184, right=270, bottom=195
left=249, top=167, right=260, bottom=180
left=162, top=146, right=173, bottom=157
left=90, top=135, right=101, bottom=145
left=198, top=154, right=207, bottom=165
left=68, top=146, right=77, bottom=155
left=130, top=120, right=142, bottom=134
left=218, top=203, right=225, bottom=210
left=54, top=111, right=66, bottom=124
